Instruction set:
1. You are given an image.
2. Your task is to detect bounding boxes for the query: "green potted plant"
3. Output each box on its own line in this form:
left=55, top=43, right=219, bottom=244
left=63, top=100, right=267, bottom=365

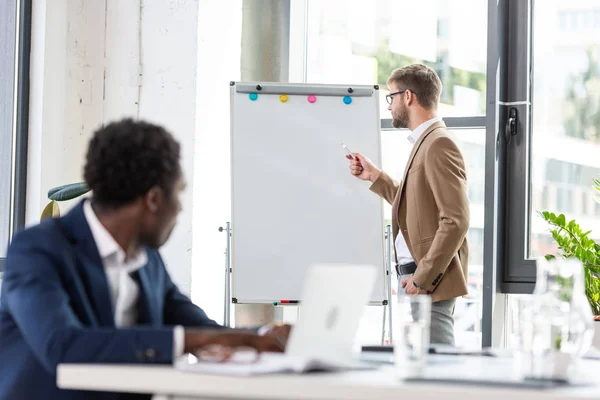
left=41, top=182, right=90, bottom=220
left=540, top=178, right=600, bottom=347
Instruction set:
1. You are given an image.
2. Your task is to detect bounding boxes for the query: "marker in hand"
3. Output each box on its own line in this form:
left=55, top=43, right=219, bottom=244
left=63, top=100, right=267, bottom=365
left=341, top=142, right=360, bottom=163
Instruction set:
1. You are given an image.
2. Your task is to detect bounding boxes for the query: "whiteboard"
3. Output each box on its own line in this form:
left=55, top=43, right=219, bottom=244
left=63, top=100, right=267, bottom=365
left=230, top=82, right=386, bottom=304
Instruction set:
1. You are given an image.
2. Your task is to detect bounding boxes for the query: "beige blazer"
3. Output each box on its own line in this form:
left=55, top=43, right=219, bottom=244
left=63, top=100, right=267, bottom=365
left=370, top=121, right=469, bottom=303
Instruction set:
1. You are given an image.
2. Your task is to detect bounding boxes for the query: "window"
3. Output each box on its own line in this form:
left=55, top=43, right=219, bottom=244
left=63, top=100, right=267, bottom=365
left=305, top=0, right=487, bottom=348
left=194, top=0, right=492, bottom=345
left=0, top=1, right=18, bottom=263
left=0, top=0, right=29, bottom=274
left=450, top=129, right=486, bottom=346
left=191, top=0, right=243, bottom=320
left=529, top=1, right=600, bottom=259
left=502, top=0, right=600, bottom=287
left=305, top=0, right=487, bottom=118
left=190, top=0, right=600, bottom=349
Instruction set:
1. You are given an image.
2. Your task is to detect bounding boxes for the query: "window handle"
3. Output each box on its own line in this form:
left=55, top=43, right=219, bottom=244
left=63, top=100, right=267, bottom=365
left=505, top=107, right=518, bottom=145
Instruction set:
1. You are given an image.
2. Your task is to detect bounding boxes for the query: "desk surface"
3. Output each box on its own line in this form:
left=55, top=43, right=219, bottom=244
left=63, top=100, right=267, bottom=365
left=57, top=356, right=600, bottom=400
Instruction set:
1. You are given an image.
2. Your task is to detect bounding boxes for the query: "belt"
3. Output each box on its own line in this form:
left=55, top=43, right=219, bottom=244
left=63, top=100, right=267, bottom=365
left=395, top=261, right=417, bottom=276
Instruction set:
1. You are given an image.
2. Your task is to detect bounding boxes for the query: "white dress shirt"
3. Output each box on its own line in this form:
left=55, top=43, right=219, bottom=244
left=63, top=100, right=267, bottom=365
left=395, top=116, right=443, bottom=266
left=83, top=200, right=184, bottom=357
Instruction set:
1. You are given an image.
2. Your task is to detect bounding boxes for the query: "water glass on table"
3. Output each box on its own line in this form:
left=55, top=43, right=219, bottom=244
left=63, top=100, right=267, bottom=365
left=393, top=294, right=431, bottom=379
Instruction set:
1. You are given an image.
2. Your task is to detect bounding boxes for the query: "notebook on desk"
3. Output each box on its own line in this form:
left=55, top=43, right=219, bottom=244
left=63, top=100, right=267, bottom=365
left=176, top=352, right=372, bottom=376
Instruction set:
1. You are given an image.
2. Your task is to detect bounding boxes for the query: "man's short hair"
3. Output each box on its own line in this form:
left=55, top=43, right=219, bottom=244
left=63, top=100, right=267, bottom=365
left=387, top=64, right=442, bottom=110
left=83, top=118, right=181, bottom=207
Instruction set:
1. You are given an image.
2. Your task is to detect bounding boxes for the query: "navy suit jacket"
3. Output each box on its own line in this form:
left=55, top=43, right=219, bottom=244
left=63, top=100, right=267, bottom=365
left=0, top=201, right=223, bottom=400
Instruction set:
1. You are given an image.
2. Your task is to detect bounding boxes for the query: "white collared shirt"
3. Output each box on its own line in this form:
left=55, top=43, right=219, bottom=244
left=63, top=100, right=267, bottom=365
left=395, top=117, right=443, bottom=267
left=83, top=200, right=184, bottom=357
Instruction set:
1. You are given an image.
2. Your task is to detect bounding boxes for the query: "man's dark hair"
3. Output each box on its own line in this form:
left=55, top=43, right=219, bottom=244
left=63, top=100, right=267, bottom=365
left=83, top=118, right=181, bottom=207
left=387, top=64, right=442, bottom=110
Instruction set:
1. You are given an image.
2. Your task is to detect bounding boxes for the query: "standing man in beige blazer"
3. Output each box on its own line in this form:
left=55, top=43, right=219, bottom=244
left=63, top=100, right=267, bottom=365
left=347, top=64, right=469, bottom=345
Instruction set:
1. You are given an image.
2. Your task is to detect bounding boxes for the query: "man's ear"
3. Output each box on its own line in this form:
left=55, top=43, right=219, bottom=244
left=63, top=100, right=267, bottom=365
left=406, top=90, right=416, bottom=106
left=145, top=186, right=163, bottom=213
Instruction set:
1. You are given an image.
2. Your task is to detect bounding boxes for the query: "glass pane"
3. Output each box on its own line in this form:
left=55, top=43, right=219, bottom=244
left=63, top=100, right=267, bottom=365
left=529, top=1, right=600, bottom=259
left=305, top=0, right=487, bottom=118
left=0, top=0, right=17, bottom=259
left=453, top=129, right=485, bottom=348
left=190, top=0, right=243, bottom=318
left=355, top=128, right=484, bottom=348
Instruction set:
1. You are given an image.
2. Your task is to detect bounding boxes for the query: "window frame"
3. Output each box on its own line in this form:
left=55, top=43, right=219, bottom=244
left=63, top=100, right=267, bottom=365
left=497, top=0, right=537, bottom=293
left=291, top=0, right=495, bottom=346
left=0, top=0, right=31, bottom=273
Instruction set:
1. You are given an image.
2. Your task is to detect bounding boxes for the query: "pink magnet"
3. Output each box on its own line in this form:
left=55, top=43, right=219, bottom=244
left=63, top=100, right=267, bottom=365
left=307, top=95, right=317, bottom=103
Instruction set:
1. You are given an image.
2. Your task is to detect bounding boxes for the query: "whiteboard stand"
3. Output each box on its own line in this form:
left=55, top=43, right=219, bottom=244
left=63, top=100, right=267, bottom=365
left=227, top=81, right=389, bottom=340
left=220, top=223, right=394, bottom=343
left=218, top=222, right=232, bottom=327
left=382, top=224, right=393, bottom=345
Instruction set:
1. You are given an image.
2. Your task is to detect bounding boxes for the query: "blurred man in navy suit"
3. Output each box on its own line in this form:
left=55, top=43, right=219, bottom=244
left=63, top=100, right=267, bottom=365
left=0, top=119, right=288, bottom=400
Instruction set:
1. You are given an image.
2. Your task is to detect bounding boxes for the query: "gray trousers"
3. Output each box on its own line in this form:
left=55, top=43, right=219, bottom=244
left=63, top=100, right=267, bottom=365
left=398, top=274, right=456, bottom=346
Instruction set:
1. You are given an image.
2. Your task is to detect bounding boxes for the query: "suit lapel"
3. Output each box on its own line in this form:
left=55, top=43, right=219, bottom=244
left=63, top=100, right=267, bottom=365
left=58, top=201, right=115, bottom=327
left=396, top=121, right=446, bottom=200
left=392, top=121, right=446, bottom=220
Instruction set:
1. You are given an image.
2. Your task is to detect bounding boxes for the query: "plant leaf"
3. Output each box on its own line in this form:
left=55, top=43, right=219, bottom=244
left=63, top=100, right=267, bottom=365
left=48, top=182, right=90, bottom=201
left=40, top=200, right=60, bottom=220
left=542, top=189, right=600, bottom=315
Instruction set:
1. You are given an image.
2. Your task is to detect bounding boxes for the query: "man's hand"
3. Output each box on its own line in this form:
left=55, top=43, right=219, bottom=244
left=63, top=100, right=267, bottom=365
left=401, top=275, right=428, bottom=296
left=263, top=323, right=292, bottom=348
left=346, top=152, right=382, bottom=183
left=183, top=329, right=285, bottom=356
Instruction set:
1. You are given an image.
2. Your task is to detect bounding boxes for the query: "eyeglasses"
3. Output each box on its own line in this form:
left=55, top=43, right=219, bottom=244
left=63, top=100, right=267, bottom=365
left=386, top=89, right=417, bottom=105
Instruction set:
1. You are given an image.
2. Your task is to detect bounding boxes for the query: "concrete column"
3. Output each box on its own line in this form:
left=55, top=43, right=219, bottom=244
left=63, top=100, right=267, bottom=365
left=240, top=0, right=289, bottom=83
left=234, top=0, right=290, bottom=328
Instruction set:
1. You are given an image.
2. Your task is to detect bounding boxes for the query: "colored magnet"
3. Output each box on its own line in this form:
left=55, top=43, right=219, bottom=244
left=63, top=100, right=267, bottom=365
left=307, top=95, right=317, bottom=103
left=249, top=93, right=258, bottom=101
left=279, top=94, right=289, bottom=103
left=343, top=96, right=352, bottom=104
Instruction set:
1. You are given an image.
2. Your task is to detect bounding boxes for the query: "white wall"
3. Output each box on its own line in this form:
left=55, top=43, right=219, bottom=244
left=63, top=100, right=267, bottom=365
left=27, top=0, right=200, bottom=294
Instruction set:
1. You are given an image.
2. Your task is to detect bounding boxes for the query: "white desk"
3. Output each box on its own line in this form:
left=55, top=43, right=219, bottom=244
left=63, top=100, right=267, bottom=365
left=58, top=356, right=600, bottom=400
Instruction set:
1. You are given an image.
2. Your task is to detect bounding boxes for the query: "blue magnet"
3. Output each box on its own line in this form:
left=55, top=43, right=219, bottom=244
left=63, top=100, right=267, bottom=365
left=249, top=93, right=258, bottom=101
left=343, top=96, right=352, bottom=104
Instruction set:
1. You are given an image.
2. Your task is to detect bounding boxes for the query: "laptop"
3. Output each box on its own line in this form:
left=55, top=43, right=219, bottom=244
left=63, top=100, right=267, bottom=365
left=285, top=263, right=379, bottom=368
left=174, top=263, right=381, bottom=375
